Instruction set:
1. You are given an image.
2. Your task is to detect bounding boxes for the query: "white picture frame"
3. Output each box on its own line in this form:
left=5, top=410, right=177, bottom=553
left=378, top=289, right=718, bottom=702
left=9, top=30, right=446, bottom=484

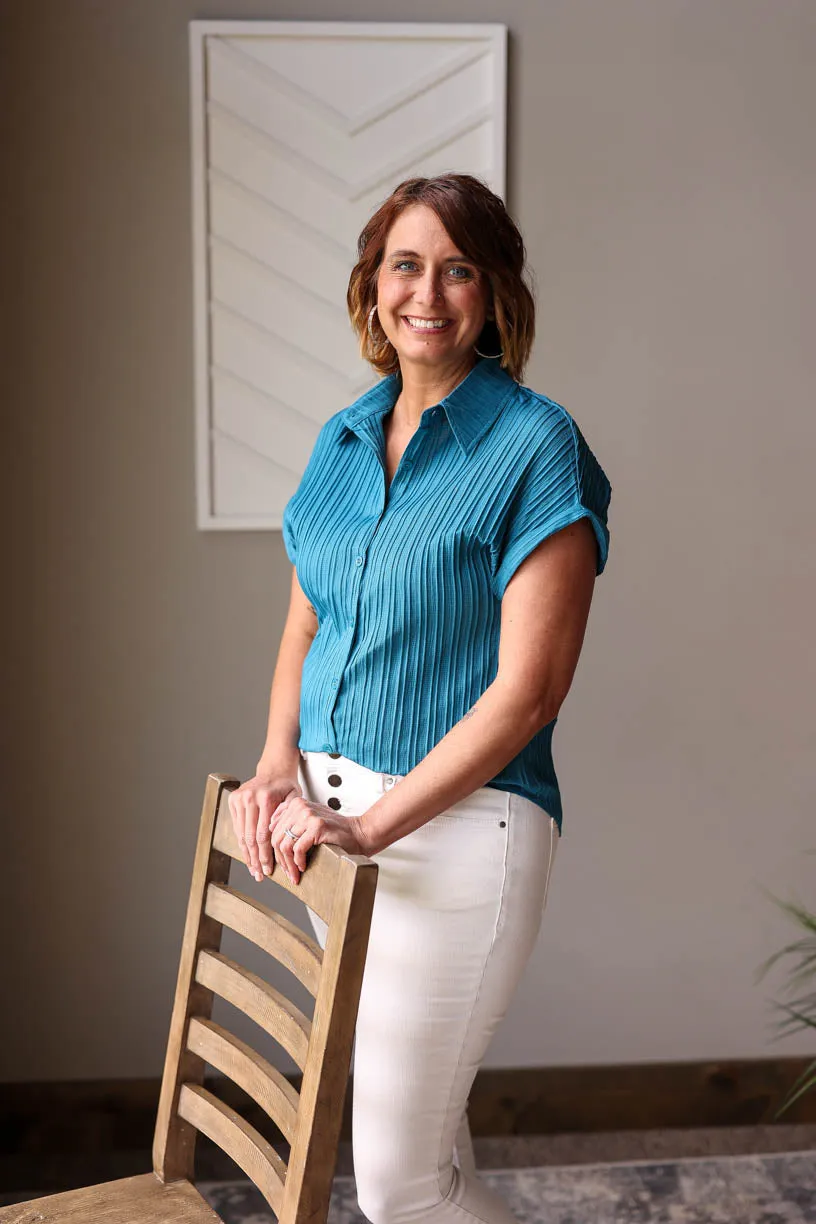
left=189, top=20, right=507, bottom=530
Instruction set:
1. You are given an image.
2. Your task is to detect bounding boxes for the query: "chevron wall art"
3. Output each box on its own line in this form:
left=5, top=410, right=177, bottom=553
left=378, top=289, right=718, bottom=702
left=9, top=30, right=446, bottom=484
left=190, top=21, right=507, bottom=529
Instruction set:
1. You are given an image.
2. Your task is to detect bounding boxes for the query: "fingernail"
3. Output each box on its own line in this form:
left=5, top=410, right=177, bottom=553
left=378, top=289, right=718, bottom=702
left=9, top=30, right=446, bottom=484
left=255, top=871, right=263, bottom=882
left=263, top=865, right=272, bottom=876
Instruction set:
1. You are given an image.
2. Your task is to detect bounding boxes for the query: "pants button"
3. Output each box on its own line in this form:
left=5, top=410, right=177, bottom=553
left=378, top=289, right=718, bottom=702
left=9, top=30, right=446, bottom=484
left=328, top=752, right=341, bottom=759
left=328, top=773, right=342, bottom=786
left=327, top=797, right=342, bottom=811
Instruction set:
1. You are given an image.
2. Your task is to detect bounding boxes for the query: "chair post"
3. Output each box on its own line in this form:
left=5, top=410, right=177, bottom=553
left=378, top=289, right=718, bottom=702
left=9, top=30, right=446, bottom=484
left=152, top=772, right=237, bottom=1183
left=281, top=853, right=378, bottom=1223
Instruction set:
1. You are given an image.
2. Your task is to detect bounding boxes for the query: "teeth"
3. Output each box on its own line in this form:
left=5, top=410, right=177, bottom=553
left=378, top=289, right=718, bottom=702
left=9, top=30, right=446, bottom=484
left=405, top=317, right=449, bottom=330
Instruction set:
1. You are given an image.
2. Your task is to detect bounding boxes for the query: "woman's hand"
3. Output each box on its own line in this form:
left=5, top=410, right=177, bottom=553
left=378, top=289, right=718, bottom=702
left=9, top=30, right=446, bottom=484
left=270, top=795, right=371, bottom=886
left=228, top=773, right=302, bottom=882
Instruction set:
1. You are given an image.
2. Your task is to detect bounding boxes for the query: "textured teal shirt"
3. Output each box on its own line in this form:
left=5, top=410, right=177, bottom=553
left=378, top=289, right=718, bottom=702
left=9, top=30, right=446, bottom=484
left=282, top=357, right=611, bottom=829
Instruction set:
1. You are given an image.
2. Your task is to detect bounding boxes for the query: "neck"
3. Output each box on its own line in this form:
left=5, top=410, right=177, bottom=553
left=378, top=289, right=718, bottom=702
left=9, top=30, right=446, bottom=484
left=392, top=354, right=477, bottom=429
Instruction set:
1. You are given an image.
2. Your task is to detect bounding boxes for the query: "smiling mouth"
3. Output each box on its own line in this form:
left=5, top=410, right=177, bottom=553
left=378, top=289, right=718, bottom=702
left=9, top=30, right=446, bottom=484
left=401, top=315, right=453, bottom=333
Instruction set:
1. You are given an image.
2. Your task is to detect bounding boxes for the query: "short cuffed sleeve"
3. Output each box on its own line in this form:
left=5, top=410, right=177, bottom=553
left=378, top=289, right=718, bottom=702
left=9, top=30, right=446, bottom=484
left=492, top=412, right=611, bottom=598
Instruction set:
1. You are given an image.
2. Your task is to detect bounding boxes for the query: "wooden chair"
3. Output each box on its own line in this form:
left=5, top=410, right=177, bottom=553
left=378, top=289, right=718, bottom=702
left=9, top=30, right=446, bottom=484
left=0, top=772, right=378, bottom=1223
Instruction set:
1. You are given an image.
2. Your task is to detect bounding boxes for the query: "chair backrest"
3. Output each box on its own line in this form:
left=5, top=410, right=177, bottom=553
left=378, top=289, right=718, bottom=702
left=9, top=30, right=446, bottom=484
left=152, top=773, right=378, bottom=1223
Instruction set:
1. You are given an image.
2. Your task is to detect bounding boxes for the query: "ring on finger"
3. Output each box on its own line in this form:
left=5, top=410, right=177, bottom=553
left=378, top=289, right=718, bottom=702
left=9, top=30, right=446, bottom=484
left=283, top=827, right=300, bottom=841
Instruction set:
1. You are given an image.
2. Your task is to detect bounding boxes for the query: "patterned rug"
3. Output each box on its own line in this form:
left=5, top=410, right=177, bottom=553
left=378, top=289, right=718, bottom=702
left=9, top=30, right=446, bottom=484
left=201, top=1150, right=816, bottom=1222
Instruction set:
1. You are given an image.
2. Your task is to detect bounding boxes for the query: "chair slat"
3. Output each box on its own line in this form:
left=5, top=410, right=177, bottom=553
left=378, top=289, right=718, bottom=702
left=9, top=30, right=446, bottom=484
left=205, top=883, right=323, bottom=996
left=186, top=1016, right=299, bottom=1144
left=195, top=949, right=311, bottom=1068
left=178, top=1083, right=286, bottom=1215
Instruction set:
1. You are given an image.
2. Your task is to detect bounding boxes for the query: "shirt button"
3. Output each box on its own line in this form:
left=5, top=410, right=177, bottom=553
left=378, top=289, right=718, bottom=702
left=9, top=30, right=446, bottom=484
left=331, top=678, right=338, bottom=688
left=355, top=556, right=364, bottom=566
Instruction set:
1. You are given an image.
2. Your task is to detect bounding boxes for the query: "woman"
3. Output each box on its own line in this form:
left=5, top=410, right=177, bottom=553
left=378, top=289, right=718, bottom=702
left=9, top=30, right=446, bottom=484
left=229, top=174, right=611, bottom=1223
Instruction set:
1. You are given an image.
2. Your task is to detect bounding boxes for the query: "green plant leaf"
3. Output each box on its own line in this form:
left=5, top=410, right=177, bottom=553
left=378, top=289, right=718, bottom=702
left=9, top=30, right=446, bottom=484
left=756, top=867, right=816, bottom=1112
left=774, top=1058, right=816, bottom=1120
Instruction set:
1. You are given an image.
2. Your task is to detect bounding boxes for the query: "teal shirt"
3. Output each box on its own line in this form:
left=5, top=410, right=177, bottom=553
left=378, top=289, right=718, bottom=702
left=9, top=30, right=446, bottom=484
left=282, top=357, right=611, bottom=830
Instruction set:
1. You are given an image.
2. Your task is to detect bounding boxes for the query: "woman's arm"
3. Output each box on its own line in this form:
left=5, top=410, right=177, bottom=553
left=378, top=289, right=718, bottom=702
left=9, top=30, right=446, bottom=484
left=353, top=518, right=599, bottom=855
left=256, top=568, right=318, bottom=778
left=229, top=568, right=316, bottom=880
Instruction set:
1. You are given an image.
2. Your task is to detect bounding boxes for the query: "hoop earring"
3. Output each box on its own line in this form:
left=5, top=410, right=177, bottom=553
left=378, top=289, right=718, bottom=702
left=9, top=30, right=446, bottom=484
left=367, top=303, right=380, bottom=341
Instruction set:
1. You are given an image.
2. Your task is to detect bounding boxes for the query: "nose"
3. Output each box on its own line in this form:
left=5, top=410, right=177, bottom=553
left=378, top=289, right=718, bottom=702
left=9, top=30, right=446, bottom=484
left=413, top=268, right=444, bottom=306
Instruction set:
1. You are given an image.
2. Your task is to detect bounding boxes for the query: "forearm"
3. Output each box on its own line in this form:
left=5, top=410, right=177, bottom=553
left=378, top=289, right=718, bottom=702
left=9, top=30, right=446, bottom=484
left=255, top=620, right=313, bottom=780
left=354, top=678, right=556, bottom=855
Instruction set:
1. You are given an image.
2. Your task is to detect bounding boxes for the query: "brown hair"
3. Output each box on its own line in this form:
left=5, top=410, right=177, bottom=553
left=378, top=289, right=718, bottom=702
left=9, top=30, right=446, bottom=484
left=347, top=174, right=535, bottom=383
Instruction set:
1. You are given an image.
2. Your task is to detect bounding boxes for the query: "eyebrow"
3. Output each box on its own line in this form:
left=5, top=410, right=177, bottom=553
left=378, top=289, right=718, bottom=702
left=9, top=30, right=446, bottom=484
left=387, top=248, right=476, bottom=263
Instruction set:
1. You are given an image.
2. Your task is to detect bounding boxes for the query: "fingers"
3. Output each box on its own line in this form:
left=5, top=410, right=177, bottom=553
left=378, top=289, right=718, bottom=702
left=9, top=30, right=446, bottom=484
left=272, top=796, right=314, bottom=886
left=228, top=790, right=253, bottom=876
left=229, top=777, right=304, bottom=884
left=243, top=796, right=263, bottom=881
left=291, top=826, right=316, bottom=874
left=272, top=798, right=300, bottom=885
left=228, top=782, right=331, bottom=888
left=255, top=789, right=275, bottom=878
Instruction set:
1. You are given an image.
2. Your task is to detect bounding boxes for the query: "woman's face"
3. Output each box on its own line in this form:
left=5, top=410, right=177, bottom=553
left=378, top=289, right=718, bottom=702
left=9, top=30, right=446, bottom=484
left=375, top=204, right=490, bottom=373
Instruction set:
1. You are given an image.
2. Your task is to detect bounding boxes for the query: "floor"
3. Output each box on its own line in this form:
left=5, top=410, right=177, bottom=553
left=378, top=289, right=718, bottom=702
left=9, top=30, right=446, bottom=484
left=2, top=1127, right=815, bottom=1222
left=201, top=1151, right=816, bottom=1224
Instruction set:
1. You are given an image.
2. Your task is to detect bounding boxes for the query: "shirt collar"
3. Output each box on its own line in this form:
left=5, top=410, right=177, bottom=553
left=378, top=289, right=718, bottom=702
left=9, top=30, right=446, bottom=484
left=339, top=358, right=517, bottom=457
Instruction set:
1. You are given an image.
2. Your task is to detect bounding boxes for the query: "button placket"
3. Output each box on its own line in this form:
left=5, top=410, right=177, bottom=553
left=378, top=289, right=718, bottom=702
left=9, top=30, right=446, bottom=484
left=326, top=467, right=388, bottom=757
left=326, top=517, right=378, bottom=740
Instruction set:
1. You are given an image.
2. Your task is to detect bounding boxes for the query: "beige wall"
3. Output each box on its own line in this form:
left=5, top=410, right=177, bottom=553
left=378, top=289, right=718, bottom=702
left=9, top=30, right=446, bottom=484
left=2, top=0, right=814, bottom=1081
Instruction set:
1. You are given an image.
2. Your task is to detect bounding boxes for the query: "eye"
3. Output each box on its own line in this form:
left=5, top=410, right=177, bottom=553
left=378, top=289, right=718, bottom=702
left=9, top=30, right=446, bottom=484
left=447, top=265, right=475, bottom=281
left=392, top=259, right=418, bottom=272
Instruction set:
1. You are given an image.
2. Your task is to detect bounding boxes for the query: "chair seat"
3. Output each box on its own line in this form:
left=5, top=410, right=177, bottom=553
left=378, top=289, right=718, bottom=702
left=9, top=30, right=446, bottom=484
left=0, top=1172, right=222, bottom=1223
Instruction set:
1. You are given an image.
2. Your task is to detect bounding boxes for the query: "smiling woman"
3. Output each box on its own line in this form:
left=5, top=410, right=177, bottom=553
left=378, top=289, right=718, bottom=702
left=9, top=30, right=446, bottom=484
left=349, top=174, right=535, bottom=386
left=228, top=173, right=611, bottom=1224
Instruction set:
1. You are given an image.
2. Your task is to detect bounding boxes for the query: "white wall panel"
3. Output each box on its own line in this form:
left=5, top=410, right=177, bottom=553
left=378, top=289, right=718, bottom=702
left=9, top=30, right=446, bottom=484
left=191, top=21, right=506, bottom=529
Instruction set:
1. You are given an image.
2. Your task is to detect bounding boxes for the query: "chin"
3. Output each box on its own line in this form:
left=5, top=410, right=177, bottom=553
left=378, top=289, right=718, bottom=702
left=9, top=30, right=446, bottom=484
left=395, top=341, right=474, bottom=367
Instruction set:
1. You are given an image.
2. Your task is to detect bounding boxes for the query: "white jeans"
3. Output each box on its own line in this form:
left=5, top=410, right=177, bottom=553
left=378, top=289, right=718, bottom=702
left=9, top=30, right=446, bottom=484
left=297, top=751, right=560, bottom=1224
